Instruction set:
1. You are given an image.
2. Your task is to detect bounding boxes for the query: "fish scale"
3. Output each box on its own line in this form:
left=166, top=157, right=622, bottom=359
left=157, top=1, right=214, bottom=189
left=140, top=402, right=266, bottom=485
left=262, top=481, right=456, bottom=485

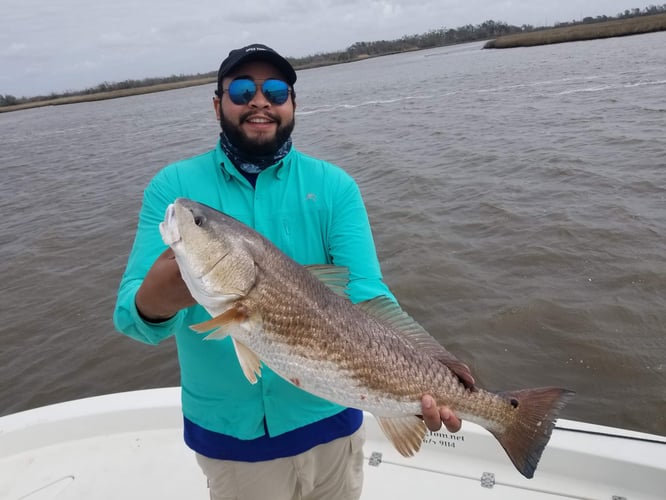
left=161, top=197, right=574, bottom=478
left=246, top=283, right=448, bottom=403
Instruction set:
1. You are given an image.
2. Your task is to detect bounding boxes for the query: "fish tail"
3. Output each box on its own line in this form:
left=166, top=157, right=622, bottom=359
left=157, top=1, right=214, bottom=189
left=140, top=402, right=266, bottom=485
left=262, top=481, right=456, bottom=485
left=490, top=387, right=574, bottom=479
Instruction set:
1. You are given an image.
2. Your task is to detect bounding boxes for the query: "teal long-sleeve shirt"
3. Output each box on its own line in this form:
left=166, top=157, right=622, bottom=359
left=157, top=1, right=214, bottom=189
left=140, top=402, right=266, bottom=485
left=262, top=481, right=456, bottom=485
left=113, top=142, right=395, bottom=440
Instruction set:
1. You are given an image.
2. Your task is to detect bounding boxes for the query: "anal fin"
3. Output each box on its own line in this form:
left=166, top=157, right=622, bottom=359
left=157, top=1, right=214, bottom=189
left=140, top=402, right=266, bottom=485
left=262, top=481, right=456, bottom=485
left=375, top=415, right=428, bottom=457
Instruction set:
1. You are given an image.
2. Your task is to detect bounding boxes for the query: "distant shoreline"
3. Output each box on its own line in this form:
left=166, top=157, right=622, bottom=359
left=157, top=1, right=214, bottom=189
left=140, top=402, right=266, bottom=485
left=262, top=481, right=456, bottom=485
left=0, top=77, right=217, bottom=114
left=484, top=12, right=666, bottom=48
left=2, top=14, right=665, bottom=114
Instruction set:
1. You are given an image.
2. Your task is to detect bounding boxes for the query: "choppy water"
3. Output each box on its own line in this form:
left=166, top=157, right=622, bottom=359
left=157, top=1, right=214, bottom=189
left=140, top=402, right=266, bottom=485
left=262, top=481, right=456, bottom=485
left=1, top=34, right=665, bottom=436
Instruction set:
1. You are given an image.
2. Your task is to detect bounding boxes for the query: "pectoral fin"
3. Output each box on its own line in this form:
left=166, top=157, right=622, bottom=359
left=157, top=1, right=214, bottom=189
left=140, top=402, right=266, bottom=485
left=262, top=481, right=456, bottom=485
left=233, top=339, right=263, bottom=384
left=190, top=304, right=263, bottom=383
left=190, top=303, right=249, bottom=339
left=375, top=415, right=428, bottom=457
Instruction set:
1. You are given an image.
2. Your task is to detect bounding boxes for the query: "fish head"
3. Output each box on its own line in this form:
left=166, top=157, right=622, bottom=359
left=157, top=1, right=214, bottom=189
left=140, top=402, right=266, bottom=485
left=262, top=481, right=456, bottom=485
left=160, top=198, right=258, bottom=309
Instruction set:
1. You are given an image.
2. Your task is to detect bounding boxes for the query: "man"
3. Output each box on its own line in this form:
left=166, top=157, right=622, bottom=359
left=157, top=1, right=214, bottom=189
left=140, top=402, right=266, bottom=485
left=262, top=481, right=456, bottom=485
left=114, top=43, right=460, bottom=500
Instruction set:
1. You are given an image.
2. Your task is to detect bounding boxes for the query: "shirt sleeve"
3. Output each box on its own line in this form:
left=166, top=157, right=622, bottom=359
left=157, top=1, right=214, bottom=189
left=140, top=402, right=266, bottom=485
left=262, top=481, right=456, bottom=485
left=112, top=168, right=188, bottom=345
left=327, top=174, right=396, bottom=304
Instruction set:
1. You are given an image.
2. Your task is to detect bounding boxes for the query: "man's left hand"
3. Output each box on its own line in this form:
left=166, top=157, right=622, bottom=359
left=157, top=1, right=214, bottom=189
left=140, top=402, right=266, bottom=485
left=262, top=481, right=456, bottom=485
left=421, top=395, right=461, bottom=433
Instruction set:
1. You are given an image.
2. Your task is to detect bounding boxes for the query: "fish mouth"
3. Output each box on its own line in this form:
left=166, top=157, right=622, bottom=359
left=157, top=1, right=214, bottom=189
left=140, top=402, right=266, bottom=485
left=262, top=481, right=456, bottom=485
left=159, top=204, right=181, bottom=246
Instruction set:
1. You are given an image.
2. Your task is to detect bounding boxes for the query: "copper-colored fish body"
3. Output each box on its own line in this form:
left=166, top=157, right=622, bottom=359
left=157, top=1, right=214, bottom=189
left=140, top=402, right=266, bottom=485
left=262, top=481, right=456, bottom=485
left=161, top=198, right=574, bottom=478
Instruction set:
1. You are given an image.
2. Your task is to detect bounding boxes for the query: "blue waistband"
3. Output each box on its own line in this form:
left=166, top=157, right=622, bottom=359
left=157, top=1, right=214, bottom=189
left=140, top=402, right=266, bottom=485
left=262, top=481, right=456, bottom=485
left=184, top=408, right=363, bottom=462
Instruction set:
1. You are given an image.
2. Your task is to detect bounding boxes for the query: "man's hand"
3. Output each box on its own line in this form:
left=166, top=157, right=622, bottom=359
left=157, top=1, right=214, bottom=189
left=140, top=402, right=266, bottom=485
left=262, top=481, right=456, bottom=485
left=421, top=395, right=462, bottom=433
left=135, top=248, right=196, bottom=321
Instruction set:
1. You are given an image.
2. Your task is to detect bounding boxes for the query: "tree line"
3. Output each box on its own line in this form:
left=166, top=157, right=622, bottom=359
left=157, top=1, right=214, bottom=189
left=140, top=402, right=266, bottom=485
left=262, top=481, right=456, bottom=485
left=2, top=4, right=665, bottom=108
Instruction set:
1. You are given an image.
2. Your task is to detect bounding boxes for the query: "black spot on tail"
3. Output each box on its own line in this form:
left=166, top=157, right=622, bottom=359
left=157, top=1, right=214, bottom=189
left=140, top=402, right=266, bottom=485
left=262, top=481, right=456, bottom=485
left=491, top=387, right=575, bottom=478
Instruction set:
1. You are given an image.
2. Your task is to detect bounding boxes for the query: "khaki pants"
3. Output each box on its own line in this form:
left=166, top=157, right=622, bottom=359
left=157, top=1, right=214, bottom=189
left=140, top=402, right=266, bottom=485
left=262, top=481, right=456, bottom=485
left=195, top=426, right=365, bottom=500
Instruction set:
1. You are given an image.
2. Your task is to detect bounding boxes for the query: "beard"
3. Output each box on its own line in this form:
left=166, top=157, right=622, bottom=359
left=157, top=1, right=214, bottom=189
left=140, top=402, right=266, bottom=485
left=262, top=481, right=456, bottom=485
left=220, top=109, right=295, bottom=156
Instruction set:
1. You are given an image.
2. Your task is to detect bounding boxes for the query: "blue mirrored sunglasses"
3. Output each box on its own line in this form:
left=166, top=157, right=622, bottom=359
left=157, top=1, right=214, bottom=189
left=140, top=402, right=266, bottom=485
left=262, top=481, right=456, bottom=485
left=223, top=78, right=291, bottom=105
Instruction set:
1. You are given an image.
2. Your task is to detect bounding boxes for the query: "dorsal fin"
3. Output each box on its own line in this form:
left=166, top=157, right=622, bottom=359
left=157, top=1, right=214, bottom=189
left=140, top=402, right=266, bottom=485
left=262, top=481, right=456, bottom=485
left=357, top=297, right=476, bottom=389
left=305, top=264, right=349, bottom=298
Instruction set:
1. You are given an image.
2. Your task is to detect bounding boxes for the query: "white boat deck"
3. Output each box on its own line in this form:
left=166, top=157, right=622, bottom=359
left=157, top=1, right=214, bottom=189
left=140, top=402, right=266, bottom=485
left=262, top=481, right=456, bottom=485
left=1, top=387, right=664, bottom=499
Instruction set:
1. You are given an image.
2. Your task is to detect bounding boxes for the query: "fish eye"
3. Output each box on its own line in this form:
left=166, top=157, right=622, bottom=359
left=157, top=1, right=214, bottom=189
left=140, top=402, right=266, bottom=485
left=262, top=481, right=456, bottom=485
left=194, top=215, right=205, bottom=227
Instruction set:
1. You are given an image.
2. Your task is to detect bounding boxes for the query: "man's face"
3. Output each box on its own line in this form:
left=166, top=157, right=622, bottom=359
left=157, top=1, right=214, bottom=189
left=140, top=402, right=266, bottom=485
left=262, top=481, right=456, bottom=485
left=214, top=60, right=295, bottom=155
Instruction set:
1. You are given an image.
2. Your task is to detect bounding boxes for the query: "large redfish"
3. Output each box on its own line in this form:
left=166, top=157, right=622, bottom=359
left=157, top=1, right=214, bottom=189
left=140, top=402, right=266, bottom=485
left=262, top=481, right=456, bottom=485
left=160, top=198, right=573, bottom=478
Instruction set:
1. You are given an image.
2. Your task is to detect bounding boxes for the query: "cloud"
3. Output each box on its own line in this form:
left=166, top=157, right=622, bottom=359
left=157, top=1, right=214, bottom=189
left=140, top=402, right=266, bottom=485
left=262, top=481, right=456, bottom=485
left=1, top=42, right=28, bottom=57
left=0, top=0, right=650, bottom=97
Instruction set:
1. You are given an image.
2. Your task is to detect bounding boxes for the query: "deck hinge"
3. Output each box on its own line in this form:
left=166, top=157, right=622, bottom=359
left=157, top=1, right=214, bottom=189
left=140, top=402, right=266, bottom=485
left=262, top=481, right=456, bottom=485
left=480, top=472, right=495, bottom=488
left=368, top=451, right=383, bottom=467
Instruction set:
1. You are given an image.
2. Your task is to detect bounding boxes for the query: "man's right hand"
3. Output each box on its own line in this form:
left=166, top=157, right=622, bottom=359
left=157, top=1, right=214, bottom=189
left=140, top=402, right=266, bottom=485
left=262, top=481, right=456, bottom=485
left=135, top=248, right=196, bottom=322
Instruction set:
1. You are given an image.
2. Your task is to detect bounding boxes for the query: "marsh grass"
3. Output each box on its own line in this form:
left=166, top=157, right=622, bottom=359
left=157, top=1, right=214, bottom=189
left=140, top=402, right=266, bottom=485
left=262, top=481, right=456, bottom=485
left=4, top=14, right=665, bottom=113
left=0, top=77, right=215, bottom=114
left=485, top=13, right=666, bottom=48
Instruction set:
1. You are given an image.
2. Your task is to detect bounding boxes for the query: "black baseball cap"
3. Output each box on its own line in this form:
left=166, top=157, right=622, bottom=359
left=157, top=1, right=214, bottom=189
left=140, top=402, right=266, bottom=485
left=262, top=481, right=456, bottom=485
left=216, top=44, right=297, bottom=95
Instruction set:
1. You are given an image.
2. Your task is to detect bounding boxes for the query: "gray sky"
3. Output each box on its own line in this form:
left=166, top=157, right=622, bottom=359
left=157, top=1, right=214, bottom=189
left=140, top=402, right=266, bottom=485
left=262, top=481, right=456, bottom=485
left=1, top=0, right=649, bottom=97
